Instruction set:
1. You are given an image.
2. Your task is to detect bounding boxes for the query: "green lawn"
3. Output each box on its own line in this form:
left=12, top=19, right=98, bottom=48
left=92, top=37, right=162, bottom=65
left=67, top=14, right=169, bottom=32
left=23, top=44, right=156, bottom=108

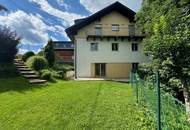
left=0, top=77, right=154, bottom=130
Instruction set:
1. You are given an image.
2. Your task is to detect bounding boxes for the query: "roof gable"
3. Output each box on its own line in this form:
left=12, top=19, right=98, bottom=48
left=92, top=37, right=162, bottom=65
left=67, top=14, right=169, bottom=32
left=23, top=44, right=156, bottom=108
left=66, top=2, right=136, bottom=38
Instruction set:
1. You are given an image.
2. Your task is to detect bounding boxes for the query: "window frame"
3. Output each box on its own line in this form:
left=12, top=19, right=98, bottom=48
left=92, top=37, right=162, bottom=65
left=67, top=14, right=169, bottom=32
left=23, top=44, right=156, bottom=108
left=91, top=43, right=98, bottom=51
left=112, top=43, right=119, bottom=51
left=132, top=63, right=139, bottom=72
left=112, top=24, right=120, bottom=32
left=132, top=43, right=138, bottom=51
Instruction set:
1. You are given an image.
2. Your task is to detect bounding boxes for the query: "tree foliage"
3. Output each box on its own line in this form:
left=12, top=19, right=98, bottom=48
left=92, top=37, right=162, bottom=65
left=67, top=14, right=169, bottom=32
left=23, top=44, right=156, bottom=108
left=44, top=39, right=55, bottom=67
left=136, top=0, right=190, bottom=116
left=22, top=51, right=35, bottom=62
left=0, top=4, right=7, bottom=11
left=0, top=27, right=20, bottom=64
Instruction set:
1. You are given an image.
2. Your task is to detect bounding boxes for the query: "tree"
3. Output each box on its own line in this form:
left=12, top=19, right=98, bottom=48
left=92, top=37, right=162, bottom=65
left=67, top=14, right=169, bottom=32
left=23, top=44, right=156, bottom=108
left=0, top=4, right=7, bottom=11
left=44, top=39, right=55, bottom=67
left=136, top=0, right=190, bottom=117
left=0, top=27, right=20, bottom=64
left=22, top=51, right=35, bottom=62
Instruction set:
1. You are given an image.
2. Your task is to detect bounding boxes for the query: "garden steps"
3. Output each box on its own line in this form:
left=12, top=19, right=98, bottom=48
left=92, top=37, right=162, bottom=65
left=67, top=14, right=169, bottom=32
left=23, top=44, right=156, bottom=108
left=14, top=59, right=47, bottom=84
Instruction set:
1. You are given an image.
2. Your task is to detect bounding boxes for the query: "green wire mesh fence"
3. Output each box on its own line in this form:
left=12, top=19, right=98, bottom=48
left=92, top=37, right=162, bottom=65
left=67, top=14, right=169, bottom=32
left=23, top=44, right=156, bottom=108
left=130, top=72, right=190, bottom=130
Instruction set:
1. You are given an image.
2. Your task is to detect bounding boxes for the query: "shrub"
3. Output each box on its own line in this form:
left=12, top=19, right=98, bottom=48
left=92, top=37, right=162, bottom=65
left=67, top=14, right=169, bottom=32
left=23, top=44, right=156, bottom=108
left=22, top=51, right=35, bottom=62
left=40, top=69, right=53, bottom=81
left=0, top=27, right=20, bottom=64
left=53, top=63, right=74, bottom=72
left=0, top=63, right=18, bottom=77
left=26, top=56, right=48, bottom=71
left=39, top=69, right=60, bottom=81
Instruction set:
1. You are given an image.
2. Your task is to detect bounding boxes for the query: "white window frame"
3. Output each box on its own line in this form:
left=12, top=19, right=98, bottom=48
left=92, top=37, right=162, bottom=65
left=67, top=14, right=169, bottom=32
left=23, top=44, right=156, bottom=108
left=112, top=24, right=119, bottom=32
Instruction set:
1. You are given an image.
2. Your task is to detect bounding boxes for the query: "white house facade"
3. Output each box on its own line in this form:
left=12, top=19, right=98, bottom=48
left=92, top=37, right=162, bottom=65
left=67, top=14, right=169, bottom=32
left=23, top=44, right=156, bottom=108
left=66, top=2, right=149, bottom=79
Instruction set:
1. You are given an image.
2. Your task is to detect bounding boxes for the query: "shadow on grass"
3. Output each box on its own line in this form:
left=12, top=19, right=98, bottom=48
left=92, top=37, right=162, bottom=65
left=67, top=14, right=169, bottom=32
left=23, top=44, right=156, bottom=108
left=0, top=75, right=50, bottom=93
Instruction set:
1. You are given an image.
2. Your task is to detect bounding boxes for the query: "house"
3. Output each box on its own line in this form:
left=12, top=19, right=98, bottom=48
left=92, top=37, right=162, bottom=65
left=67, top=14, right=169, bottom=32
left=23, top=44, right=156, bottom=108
left=66, top=2, right=149, bottom=79
left=53, top=41, right=74, bottom=64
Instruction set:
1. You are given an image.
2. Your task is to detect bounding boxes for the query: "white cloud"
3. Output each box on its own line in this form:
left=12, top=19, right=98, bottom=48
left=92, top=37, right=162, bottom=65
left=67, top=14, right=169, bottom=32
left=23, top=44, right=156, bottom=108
left=56, top=0, right=71, bottom=10
left=80, top=0, right=142, bottom=13
left=29, top=0, right=84, bottom=26
left=0, top=10, right=49, bottom=44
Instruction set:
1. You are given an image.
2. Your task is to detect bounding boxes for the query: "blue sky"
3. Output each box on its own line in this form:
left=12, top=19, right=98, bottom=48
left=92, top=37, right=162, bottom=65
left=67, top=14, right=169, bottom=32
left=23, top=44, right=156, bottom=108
left=0, top=0, right=142, bottom=53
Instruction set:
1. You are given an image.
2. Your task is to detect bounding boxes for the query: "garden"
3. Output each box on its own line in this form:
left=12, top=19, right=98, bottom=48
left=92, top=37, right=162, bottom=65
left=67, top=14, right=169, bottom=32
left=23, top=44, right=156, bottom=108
left=0, top=77, right=155, bottom=130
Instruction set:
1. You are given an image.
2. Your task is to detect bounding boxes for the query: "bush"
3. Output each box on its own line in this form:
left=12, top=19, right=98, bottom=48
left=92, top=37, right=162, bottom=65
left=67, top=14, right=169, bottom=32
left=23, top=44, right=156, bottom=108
left=0, top=63, right=18, bottom=77
left=26, top=56, right=48, bottom=71
left=39, top=69, right=60, bottom=81
left=0, top=27, right=20, bottom=64
left=53, top=63, right=74, bottom=72
left=39, top=69, right=53, bottom=81
left=22, top=51, right=35, bottom=62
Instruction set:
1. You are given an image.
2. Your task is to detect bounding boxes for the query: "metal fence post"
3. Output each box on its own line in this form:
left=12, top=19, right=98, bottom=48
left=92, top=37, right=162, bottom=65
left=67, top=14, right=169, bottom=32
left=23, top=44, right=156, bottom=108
left=156, top=71, right=161, bottom=130
left=135, top=74, right=138, bottom=103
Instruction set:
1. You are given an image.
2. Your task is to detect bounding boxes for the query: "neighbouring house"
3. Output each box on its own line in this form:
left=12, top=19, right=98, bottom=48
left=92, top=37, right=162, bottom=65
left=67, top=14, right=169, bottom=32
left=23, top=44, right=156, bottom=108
left=66, top=2, right=149, bottom=79
left=53, top=41, right=74, bottom=64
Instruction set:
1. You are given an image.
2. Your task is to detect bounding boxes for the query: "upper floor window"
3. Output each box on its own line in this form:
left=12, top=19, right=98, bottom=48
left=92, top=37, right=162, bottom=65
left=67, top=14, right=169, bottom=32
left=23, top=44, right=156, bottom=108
left=112, top=43, right=119, bottom=51
left=132, top=43, right=138, bottom=51
left=129, top=25, right=135, bottom=36
left=95, top=24, right=102, bottom=35
left=91, top=43, right=98, bottom=51
left=112, top=24, right=119, bottom=32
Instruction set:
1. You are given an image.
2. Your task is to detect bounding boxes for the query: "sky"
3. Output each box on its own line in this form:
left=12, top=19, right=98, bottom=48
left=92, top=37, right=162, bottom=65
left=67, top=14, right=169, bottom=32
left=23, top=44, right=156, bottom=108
left=0, top=0, right=142, bottom=54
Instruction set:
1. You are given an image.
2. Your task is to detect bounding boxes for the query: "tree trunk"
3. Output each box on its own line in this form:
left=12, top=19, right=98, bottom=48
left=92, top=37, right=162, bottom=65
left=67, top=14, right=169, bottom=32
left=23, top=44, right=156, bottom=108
left=182, top=80, right=190, bottom=121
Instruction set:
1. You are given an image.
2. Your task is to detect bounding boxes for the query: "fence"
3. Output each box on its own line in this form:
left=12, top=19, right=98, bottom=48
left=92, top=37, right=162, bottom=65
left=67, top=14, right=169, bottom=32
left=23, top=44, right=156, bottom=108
left=130, top=72, right=190, bottom=130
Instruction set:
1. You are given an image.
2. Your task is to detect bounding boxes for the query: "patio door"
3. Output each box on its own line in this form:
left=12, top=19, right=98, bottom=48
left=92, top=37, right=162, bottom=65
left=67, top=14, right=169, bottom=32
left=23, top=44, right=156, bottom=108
left=95, top=63, right=106, bottom=77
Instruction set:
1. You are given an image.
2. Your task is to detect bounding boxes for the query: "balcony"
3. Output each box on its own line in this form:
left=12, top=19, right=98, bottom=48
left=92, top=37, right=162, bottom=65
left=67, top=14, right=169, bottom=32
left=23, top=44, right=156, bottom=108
left=85, top=26, right=144, bottom=38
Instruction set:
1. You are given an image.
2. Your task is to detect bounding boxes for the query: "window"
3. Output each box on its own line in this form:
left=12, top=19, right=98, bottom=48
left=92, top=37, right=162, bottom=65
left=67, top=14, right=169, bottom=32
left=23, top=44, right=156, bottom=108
left=132, top=63, right=139, bottom=72
left=112, top=24, right=119, bottom=32
left=129, top=25, right=135, bottom=36
left=91, top=43, right=98, bottom=51
left=132, top=43, right=138, bottom=51
left=112, top=43, right=119, bottom=51
left=95, top=24, right=102, bottom=35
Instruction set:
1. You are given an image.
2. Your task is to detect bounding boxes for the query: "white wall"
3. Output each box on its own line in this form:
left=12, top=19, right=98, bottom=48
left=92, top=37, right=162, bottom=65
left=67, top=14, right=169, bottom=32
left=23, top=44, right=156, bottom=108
left=75, top=38, right=149, bottom=78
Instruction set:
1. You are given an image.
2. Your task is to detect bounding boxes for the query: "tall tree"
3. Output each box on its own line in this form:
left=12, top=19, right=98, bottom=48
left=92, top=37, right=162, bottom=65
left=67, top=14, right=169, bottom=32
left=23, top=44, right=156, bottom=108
left=136, top=0, right=190, bottom=117
left=0, top=4, right=7, bottom=11
left=0, top=27, right=20, bottom=63
left=44, top=39, right=55, bottom=67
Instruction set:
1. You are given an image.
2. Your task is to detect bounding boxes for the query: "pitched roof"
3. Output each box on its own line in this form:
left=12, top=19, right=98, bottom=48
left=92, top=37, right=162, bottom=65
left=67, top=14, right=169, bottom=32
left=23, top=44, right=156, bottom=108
left=65, top=1, right=136, bottom=38
left=53, top=41, right=74, bottom=50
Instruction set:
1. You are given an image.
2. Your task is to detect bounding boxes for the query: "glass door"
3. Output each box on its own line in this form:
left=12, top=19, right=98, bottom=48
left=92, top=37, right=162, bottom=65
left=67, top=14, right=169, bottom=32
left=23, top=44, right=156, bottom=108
left=95, top=63, right=106, bottom=77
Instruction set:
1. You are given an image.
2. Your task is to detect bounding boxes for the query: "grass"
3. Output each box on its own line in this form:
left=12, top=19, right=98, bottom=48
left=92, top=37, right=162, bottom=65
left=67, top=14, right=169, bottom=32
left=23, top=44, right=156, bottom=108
left=0, top=77, right=154, bottom=130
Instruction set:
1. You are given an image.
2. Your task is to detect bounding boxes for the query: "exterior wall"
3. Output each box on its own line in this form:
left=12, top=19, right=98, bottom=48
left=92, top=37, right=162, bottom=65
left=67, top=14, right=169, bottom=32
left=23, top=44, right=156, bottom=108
left=73, top=10, right=147, bottom=78
left=76, top=11, right=134, bottom=38
left=75, top=38, right=149, bottom=78
left=55, top=49, right=74, bottom=63
left=106, top=63, right=132, bottom=78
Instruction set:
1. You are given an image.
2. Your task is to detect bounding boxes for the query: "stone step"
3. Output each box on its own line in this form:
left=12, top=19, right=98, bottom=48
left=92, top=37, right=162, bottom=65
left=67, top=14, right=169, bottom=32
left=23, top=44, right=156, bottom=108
left=29, top=79, right=47, bottom=84
left=20, top=71, right=36, bottom=75
left=17, top=65, right=28, bottom=68
left=18, top=68, right=31, bottom=71
left=23, top=75, right=39, bottom=79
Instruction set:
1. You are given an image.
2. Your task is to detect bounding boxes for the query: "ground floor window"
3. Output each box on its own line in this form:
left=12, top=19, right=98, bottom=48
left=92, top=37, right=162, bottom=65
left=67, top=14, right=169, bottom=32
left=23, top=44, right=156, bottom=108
left=132, top=63, right=139, bottom=72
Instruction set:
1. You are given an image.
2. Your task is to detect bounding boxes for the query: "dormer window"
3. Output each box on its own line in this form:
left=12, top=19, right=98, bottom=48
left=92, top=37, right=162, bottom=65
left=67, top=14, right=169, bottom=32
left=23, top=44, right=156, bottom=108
left=112, top=24, right=119, bottom=32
